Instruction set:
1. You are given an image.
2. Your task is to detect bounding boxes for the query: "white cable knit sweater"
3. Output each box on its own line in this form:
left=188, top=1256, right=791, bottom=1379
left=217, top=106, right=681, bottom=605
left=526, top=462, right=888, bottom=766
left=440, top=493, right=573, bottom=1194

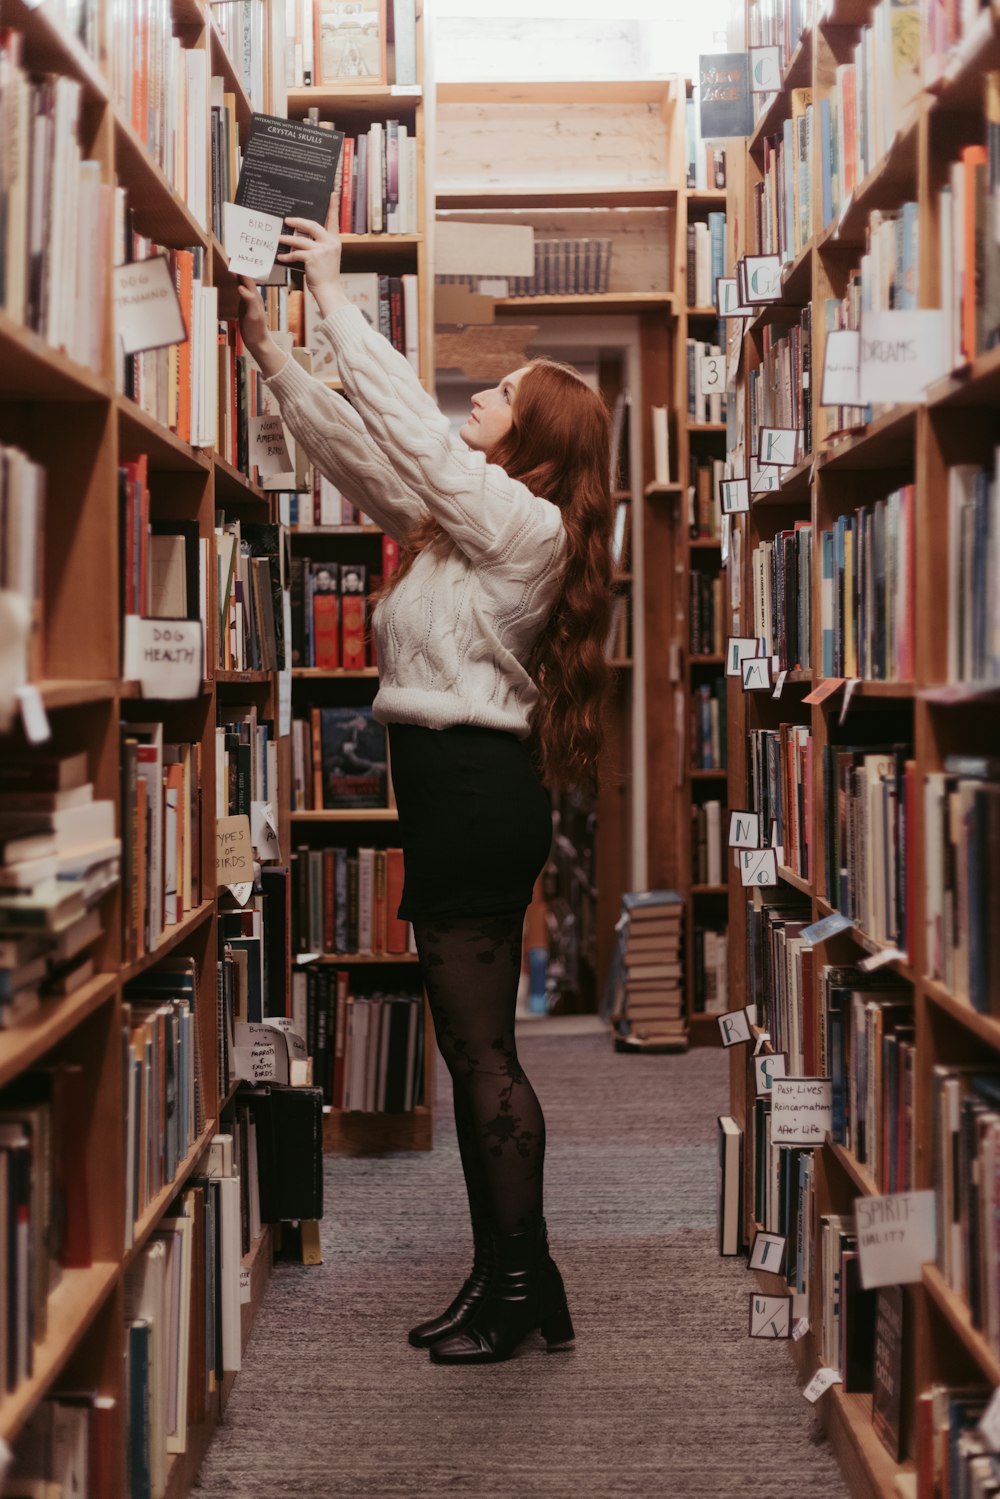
left=263, top=302, right=568, bottom=739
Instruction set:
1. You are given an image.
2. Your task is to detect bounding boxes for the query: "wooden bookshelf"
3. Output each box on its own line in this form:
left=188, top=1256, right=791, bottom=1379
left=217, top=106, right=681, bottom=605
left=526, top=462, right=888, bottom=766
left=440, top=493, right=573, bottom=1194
left=276, top=0, right=437, bottom=1150
left=0, top=0, right=434, bottom=1484
left=719, top=4, right=1000, bottom=1496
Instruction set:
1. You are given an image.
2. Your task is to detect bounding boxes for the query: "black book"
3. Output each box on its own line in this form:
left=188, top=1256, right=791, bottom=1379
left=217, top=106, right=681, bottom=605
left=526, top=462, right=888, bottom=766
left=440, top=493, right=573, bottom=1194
left=234, top=114, right=345, bottom=286
left=260, top=865, right=290, bottom=1017
left=239, top=1085, right=324, bottom=1221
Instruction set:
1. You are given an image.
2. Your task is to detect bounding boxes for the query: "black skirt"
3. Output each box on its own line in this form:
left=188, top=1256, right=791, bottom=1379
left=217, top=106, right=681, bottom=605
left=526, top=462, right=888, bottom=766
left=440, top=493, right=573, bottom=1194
left=387, top=722, right=552, bottom=921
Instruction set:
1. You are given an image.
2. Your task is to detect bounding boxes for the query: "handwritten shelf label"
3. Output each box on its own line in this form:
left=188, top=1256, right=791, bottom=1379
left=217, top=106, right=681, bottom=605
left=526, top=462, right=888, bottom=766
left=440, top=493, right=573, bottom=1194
left=739, top=848, right=777, bottom=887
left=749, top=1230, right=787, bottom=1273
left=727, top=636, right=761, bottom=676
left=217, top=814, right=254, bottom=887
left=770, top=1077, right=833, bottom=1145
left=718, top=477, right=750, bottom=514
left=123, top=616, right=203, bottom=699
left=749, top=1293, right=792, bottom=1339
left=803, top=1368, right=842, bottom=1403
left=742, top=656, right=772, bottom=692
left=758, top=426, right=801, bottom=468
left=729, top=810, right=760, bottom=848
left=250, top=414, right=292, bottom=478
left=820, top=328, right=861, bottom=407
left=856, top=1190, right=937, bottom=1289
left=858, top=309, right=949, bottom=405
left=222, top=202, right=284, bottom=279
left=717, top=1007, right=753, bottom=1047
left=114, top=254, right=187, bottom=357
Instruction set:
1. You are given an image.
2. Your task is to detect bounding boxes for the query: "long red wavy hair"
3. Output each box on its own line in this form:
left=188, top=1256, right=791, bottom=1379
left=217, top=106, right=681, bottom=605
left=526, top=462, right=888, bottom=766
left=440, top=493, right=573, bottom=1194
left=373, top=358, right=616, bottom=797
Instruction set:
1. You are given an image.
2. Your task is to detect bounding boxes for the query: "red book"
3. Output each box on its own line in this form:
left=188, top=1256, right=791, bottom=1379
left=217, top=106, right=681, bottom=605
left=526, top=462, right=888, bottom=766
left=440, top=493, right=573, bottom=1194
left=312, top=593, right=340, bottom=668
left=341, top=594, right=366, bottom=669
left=381, top=534, right=400, bottom=577
left=339, top=137, right=355, bottom=232
left=332, top=972, right=349, bottom=1109
left=386, top=848, right=408, bottom=952
left=310, top=707, right=323, bottom=809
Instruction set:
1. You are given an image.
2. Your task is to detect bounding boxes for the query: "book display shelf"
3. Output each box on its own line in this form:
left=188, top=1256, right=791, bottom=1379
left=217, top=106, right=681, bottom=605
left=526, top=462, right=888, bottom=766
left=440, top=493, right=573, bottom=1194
left=283, top=0, right=437, bottom=1154
left=435, top=76, right=689, bottom=1014
left=719, top=1, right=1000, bottom=1493
left=0, top=0, right=288, bottom=1487
left=669, top=86, right=732, bottom=1043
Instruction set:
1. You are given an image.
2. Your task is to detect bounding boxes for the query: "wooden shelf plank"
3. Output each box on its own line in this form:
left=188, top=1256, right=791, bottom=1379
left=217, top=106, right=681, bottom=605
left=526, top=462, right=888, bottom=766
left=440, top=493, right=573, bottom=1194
left=291, top=809, right=399, bottom=821
left=125, top=1117, right=218, bottom=1270
left=644, top=480, right=683, bottom=495
left=817, top=404, right=918, bottom=471
left=690, top=768, right=727, bottom=779
left=296, top=952, right=420, bottom=965
left=820, top=106, right=921, bottom=250
left=292, top=667, right=380, bottom=679
left=923, top=977, right=1000, bottom=1053
left=0, top=1262, right=119, bottom=1445
left=924, top=1263, right=1000, bottom=1385
left=437, top=185, right=678, bottom=210
left=0, top=311, right=111, bottom=402
left=777, top=864, right=813, bottom=896
left=215, top=669, right=273, bottom=685
left=687, top=422, right=727, bottom=433
left=213, top=454, right=269, bottom=506
left=287, top=84, right=422, bottom=116
left=120, top=900, right=215, bottom=986
left=0, top=974, right=118, bottom=1093
left=117, top=396, right=212, bottom=474
left=288, top=524, right=382, bottom=534
left=686, top=189, right=728, bottom=206
left=493, top=292, right=674, bottom=314
left=689, top=538, right=722, bottom=550
left=438, top=79, right=674, bottom=104
left=112, top=111, right=210, bottom=250
left=748, top=31, right=813, bottom=158
left=34, top=680, right=120, bottom=710
left=814, top=898, right=916, bottom=981
left=3, top=0, right=109, bottom=100
left=691, top=884, right=728, bottom=894
left=323, top=1102, right=432, bottom=1154
left=689, top=653, right=726, bottom=664
left=207, top=12, right=253, bottom=135
left=686, top=305, right=722, bottom=317
left=826, top=1136, right=879, bottom=1198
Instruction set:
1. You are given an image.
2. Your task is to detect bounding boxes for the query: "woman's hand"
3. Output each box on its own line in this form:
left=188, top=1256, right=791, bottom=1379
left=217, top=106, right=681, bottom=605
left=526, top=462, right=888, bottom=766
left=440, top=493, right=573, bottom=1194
left=236, top=277, right=288, bottom=378
left=277, top=217, right=349, bottom=318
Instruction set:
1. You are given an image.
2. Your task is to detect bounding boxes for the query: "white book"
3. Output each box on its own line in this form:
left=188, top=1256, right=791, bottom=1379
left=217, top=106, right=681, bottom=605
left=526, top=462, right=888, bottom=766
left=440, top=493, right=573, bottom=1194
left=124, top=1239, right=168, bottom=1496
left=404, top=136, right=418, bottom=234
left=651, top=405, right=670, bottom=484
left=402, top=273, right=419, bottom=375
left=357, top=846, right=374, bottom=953
left=392, top=0, right=417, bottom=84
left=155, top=1218, right=192, bottom=1454
left=217, top=1174, right=243, bottom=1371
left=369, top=121, right=384, bottom=233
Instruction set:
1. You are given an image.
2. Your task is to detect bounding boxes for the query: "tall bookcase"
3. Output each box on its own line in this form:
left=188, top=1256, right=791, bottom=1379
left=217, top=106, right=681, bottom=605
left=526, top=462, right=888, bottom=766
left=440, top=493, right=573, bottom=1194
left=0, top=0, right=287, bottom=1487
left=283, top=1, right=438, bottom=1154
left=0, top=2, right=438, bottom=1492
left=434, top=76, right=686, bottom=1013
left=718, top=3, right=1000, bottom=1495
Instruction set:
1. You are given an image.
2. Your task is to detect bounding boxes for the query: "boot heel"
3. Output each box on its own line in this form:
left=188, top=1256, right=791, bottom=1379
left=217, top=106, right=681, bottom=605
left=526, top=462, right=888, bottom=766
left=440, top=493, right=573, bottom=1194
left=540, top=1298, right=575, bottom=1351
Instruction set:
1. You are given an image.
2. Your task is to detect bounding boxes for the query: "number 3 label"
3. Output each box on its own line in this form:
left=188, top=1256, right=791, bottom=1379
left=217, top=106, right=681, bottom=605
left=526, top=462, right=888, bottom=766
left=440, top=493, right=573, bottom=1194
left=699, top=354, right=725, bottom=394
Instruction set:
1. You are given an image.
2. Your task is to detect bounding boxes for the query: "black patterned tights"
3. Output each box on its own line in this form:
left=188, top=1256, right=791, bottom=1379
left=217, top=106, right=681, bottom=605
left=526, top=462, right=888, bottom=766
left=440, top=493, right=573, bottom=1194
left=413, top=910, right=545, bottom=1237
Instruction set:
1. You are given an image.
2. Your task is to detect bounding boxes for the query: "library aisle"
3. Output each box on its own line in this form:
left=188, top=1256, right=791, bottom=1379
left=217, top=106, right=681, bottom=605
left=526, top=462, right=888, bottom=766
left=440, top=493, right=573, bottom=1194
left=193, top=1023, right=848, bottom=1499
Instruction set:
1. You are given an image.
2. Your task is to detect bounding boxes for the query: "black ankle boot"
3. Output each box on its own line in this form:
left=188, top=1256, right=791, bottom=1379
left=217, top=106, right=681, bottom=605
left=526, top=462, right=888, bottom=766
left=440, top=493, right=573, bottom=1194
left=408, top=1211, right=496, bottom=1348
left=428, top=1222, right=575, bottom=1365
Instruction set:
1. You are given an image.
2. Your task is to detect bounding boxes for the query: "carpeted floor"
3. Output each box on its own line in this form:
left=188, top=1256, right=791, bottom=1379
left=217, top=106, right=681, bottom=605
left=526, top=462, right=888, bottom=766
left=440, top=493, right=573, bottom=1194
left=193, top=1021, right=849, bottom=1499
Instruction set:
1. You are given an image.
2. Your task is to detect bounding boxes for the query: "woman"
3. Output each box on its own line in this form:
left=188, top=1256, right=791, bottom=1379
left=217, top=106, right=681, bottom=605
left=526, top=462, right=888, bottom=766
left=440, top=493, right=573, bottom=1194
left=237, top=217, right=615, bottom=1365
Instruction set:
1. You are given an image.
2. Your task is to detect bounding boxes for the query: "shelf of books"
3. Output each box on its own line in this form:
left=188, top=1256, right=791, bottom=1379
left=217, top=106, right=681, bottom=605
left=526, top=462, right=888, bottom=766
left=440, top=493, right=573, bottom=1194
left=714, top=0, right=1000, bottom=1493
left=0, top=0, right=434, bottom=1490
left=281, top=0, right=436, bottom=1153
left=629, top=80, right=729, bottom=1049
left=433, top=77, right=685, bottom=1016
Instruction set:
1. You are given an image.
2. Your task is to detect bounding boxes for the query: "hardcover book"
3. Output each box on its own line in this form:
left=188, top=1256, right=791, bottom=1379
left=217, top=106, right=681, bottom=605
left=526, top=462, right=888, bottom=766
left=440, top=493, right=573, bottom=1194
left=319, top=708, right=387, bottom=808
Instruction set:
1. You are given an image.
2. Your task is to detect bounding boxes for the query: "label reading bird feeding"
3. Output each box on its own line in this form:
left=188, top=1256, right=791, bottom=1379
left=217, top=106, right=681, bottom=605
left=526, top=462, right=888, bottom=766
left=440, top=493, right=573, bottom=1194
left=222, top=203, right=285, bottom=279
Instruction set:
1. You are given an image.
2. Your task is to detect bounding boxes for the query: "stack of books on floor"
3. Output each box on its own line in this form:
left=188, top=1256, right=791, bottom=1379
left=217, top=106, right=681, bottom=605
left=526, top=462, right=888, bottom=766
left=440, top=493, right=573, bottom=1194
left=605, top=890, right=686, bottom=1052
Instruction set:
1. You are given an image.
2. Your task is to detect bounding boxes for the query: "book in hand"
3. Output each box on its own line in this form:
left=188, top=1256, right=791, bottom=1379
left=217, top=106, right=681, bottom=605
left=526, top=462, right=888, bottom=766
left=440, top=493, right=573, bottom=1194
left=234, top=114, right=344, bottom=282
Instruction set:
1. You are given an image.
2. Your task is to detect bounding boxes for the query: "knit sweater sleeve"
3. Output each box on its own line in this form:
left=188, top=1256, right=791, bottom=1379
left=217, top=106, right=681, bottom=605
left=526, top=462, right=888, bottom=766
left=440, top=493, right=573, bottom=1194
left=317, top=303, right=566, bottom=570
left=262, top=354, right=430, bottom=543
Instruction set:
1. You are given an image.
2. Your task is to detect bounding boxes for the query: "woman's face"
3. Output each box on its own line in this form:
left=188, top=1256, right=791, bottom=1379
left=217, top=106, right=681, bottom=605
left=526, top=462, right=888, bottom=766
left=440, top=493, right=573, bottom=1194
left=460, top=366, right=532, bottom=454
